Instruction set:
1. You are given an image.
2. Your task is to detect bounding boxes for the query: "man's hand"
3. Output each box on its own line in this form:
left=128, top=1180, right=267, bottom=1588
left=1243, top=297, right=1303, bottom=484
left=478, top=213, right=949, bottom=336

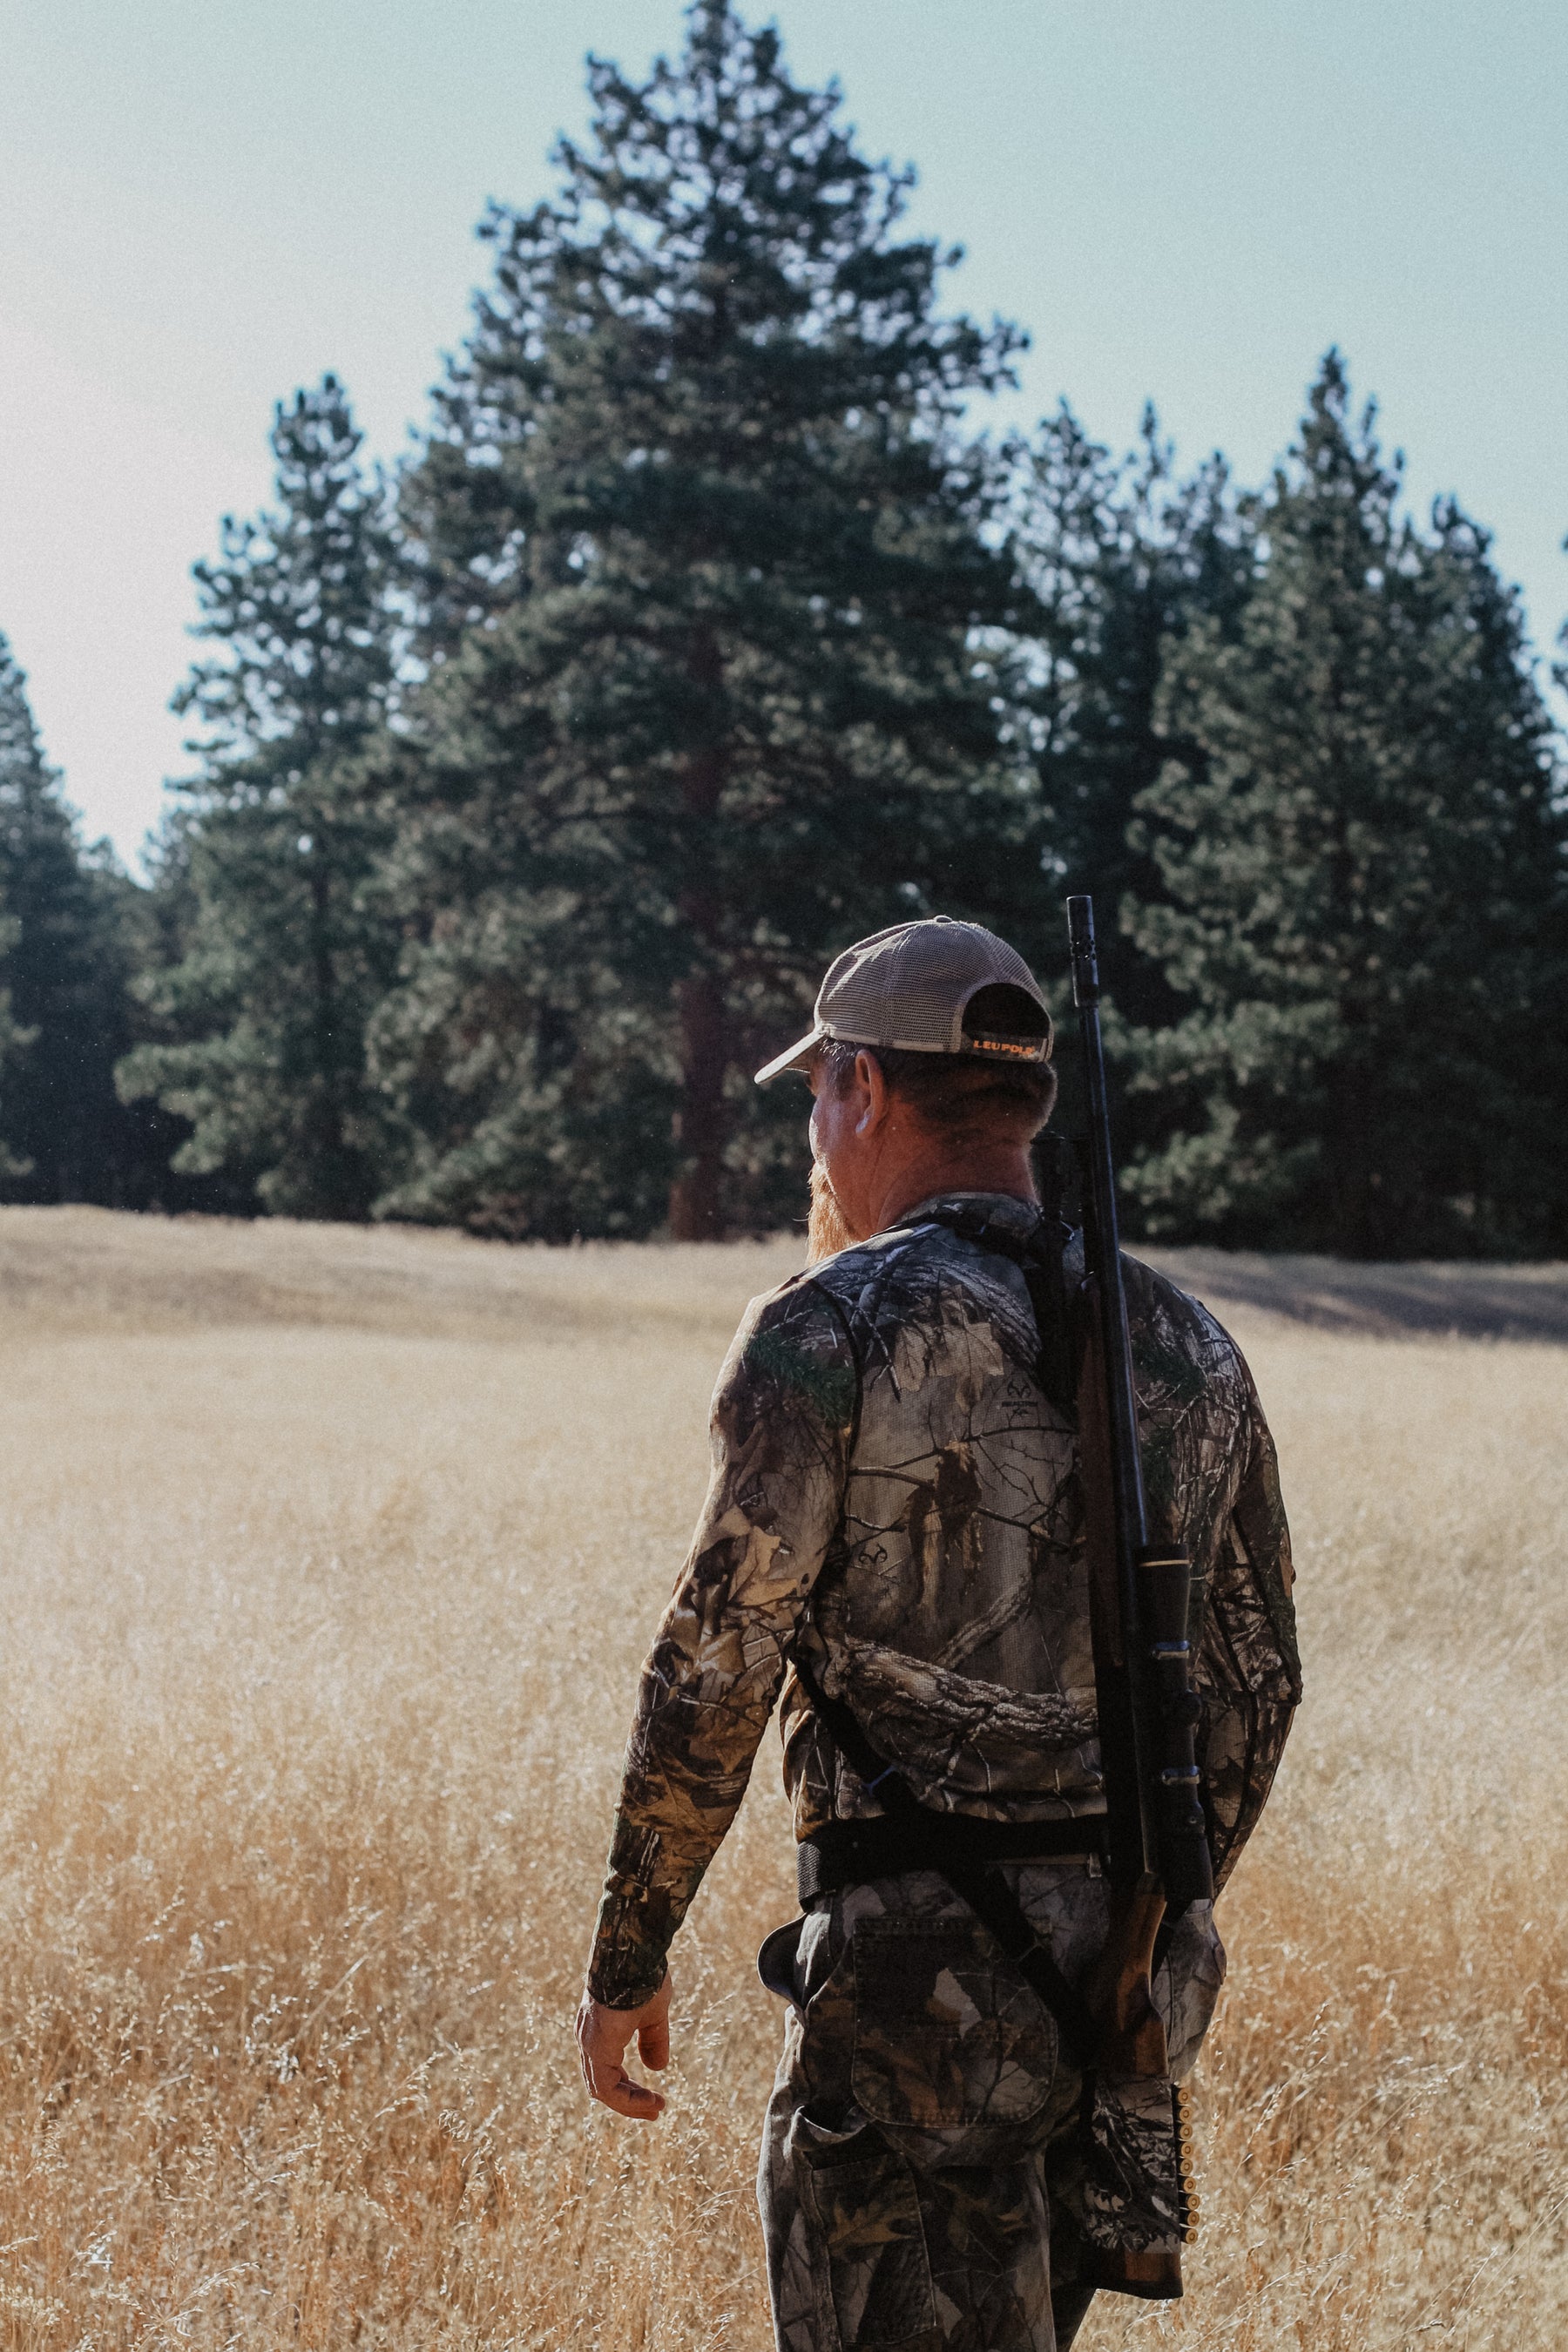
left=576, top=1971, right=672, bottom=2120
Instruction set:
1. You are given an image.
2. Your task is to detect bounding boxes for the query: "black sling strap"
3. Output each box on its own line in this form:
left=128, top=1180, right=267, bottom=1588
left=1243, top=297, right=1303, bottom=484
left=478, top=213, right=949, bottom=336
left=923, top=1192, right=1081, bottom=1424
left=798, top=1809, right=1108, bottom=1899
left=795, top=1661, right=1102, bottom=2066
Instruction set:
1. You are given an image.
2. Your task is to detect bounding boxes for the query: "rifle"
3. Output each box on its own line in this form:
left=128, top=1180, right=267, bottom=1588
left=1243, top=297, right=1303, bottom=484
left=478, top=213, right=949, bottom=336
left=1067, top=891, right=1210, bottom=2293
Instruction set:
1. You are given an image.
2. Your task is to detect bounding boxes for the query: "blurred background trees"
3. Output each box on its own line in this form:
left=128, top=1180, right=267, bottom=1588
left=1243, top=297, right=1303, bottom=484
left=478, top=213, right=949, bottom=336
left=15, top=2, right=1565, bottom=1254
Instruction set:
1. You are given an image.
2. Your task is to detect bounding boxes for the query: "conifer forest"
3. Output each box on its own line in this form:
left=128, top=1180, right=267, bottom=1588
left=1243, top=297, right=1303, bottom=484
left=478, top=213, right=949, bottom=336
left=6, top=3, right=1566, bottom=1257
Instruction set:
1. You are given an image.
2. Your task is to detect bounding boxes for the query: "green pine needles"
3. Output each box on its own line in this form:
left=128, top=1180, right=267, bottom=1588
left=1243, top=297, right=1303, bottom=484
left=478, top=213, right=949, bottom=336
left=0, top=637, right=155, bottom=1204
left=1122, top=355, right=1568, bottom=1257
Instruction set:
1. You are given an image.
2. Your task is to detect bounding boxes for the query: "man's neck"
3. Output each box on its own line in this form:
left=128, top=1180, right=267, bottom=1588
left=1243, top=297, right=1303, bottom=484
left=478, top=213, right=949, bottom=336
left=874, top=1147, right=1037, bottom=1237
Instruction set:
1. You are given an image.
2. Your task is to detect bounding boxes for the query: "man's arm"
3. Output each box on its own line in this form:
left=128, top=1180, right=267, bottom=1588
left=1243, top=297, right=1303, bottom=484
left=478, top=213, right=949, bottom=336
left=1125, top=1262, right=1301, bottom=1897
left=583, top=1276, right=855, bottom=2031
left=1195, top=1364, right=1301, bottom=1893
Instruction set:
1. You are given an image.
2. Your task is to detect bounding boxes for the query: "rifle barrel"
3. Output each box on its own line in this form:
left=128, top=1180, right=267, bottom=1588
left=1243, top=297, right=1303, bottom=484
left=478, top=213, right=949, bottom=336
left=1067, top=895, right=1159, bottom=1882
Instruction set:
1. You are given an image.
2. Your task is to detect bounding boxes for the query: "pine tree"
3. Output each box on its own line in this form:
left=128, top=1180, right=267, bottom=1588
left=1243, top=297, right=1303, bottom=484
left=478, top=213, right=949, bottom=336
left=118, top=377, right=401, bottom=1220
left=0, top=635, right=143, bottom=1201
left=997, top=406, right=1255, bottom=1157
left=374, top=0, right=1035, bottom=1239
left=1122, top=354, right=1568, bottom=1256
left=1010, top=403, right=1252, bottom=990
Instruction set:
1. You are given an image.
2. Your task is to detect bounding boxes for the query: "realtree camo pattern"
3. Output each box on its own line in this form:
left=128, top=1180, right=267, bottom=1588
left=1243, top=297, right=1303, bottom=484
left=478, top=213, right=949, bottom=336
left=588, top=1192, right=1298, bottom=2010
left=756, top=1864, right=1227, bottom=2349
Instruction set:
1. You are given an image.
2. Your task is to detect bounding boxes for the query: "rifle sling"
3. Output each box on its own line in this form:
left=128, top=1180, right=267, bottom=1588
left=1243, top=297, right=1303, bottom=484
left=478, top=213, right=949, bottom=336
left=921, top=1198, right=1080, bottom=1424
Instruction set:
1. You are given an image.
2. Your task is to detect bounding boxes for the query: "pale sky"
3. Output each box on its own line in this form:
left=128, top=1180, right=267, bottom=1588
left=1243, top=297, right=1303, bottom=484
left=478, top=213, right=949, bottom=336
left=2, top=0, right=1564, bottom=868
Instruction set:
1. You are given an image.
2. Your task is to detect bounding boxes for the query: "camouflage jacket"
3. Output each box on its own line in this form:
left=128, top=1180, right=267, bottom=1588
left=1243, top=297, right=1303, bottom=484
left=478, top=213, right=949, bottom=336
left=587, top=1192, right=1300, bottom=2009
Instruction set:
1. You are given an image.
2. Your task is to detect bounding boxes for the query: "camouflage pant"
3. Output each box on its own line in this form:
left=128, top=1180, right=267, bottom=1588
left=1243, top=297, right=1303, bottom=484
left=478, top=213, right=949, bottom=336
left=756, top=1864, right=1225, bottom=2352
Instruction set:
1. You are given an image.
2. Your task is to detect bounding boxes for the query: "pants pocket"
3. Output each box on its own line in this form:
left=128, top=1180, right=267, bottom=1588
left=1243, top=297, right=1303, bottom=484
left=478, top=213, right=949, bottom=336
left=849, top=1913, right=1058, bottom=2134
left=759, top=1916, right=808, bottom=2004
left=798, top=2128, right=936, bottom=2349
left=1078, top=2072, right=1183, bottom=2261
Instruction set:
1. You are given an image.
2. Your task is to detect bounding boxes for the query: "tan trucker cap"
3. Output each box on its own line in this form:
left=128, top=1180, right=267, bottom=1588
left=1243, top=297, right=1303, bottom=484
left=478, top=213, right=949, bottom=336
left=754, top=916, right=1053, bottom=1085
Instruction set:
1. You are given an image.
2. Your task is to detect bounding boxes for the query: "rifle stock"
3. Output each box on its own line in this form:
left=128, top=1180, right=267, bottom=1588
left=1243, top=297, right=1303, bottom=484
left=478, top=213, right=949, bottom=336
left=1083, top=1869, right=1168, bottom=2077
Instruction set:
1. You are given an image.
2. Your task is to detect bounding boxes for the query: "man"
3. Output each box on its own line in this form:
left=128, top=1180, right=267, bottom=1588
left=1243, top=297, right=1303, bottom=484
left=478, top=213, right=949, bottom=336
left=578, top=916, right=1300, bottom=2351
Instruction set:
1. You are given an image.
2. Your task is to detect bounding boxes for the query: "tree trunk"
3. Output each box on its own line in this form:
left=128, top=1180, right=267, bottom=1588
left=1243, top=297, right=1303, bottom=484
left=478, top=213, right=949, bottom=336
left=667, top=968, right=727, bottom=1239
left=667, top=630, right=729, bottom=1239
left=307, top=849, right=368, bottom=1220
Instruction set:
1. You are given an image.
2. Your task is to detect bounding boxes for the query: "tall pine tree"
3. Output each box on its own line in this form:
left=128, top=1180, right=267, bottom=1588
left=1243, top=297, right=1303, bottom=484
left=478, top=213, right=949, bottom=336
left=0, top=635, right=144, bottom=1202
left=374, top=0, right=1037, bottom=1240
left=1122, top=354, right=1568, bottom=1256
left=998, top=406, right=1254, bottom=1154
left=1010, top=402, right=1252, bottom=993
left=119, top=377, right=401, bottom=1219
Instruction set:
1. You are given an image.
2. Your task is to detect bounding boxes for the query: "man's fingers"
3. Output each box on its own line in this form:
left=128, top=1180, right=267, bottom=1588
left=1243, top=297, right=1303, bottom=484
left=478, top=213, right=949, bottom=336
left=638, top=2011, right=670, bottom=2071
left=577, top=1997, right=669, bottom=2119
left=587, top=2061, right=666, bottom=2119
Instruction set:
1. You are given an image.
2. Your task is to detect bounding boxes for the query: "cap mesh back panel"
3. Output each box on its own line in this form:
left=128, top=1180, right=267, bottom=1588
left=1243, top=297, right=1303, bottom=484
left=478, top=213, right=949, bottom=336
left=894, top=927, right=1031, bottom=1046
left=826, top=920, right=1042, bottom=1049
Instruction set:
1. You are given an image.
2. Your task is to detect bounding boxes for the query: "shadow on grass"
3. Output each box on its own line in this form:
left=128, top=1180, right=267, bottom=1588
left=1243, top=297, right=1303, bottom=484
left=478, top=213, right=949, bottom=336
left=1148, top=1249, right=1568, bottom=1344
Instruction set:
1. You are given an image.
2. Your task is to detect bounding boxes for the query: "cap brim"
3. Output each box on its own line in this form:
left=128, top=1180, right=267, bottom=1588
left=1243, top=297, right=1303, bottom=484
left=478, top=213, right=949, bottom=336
left=754, top=1024, right=825, bottom=1085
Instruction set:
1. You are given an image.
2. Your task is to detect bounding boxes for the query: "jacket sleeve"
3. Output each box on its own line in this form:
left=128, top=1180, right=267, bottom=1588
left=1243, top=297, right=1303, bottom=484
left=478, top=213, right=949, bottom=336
left=585, top=1277, right=856, bottom=2008
left=1194, top=1357, right=1301, bottom=1894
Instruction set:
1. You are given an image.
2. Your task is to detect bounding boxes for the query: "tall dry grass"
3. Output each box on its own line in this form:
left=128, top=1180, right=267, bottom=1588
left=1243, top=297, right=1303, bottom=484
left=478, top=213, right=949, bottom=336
left=0, top=1206, right=1561, bottom=2349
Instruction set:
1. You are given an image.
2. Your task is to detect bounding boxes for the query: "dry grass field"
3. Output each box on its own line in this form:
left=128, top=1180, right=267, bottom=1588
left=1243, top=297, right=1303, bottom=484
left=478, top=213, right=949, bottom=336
left=0, top=1206, right=1563, bottom=2350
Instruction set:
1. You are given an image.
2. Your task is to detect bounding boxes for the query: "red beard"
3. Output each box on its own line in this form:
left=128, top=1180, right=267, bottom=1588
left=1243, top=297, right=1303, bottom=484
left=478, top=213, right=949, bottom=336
left=807, top=1160, right=857, bottom=1264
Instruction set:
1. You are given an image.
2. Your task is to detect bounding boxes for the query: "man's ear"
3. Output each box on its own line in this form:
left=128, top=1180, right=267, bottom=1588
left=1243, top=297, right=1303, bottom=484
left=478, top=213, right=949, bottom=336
left=855, top=1050, right=889, bottom=1137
